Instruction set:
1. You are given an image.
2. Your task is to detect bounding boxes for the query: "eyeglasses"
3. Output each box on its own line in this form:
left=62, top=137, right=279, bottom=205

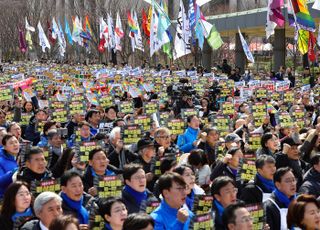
left=17, top=191, right=32, bottom=198
left=222, top=188, right=238, bottom=196
left=283, top=178, right=297, bottom=184
left=237, top=215, right=253, bottom=224
left=157, top=135, right=170, bottom=140
left=172, top=186, right=187, bottom=192
left=131, top=175, right=146, bottom=181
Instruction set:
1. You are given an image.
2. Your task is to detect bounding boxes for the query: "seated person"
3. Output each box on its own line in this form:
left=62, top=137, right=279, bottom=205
left=85, top=109, right=101, bottom=136
left=17, top=146, right=55, bottom=184
left=241, top=155, right=276, bottom=204
left=177, top=115, right=200, bottom=153
left=97, top=197, right=128, bottom=230
left=123, top=213, right=154, bottom=230
left=60, top=171, right=96, bottom=227
left=151, top=172, right=194, bottom=230
left=83, top=148, right=115, bottom=196
left=67, top=121, right=92, bottom=148
left=264, top=167, right=297, bottom=230
left=20, top=191, right=63, bottom=230
left=211, top=176, right=238, bottom=230
left=121, top=163, right=157, bottom=214
left=222, top=201, right=254, bottom=230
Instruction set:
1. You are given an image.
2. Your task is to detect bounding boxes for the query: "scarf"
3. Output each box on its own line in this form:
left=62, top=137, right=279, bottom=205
left=274, top=188, right=296, bottom=208
left=123, top=185, right=147, bottom=207
left=213, top=200, right=224, bottom=217
left=90, top=167, right=114, bottom=177
left=11, top=207, right=33, bottom=222
left=256, top=173, right=275, bottom=193
left=186, top=189, right=195, bottom=210
left=105, top=223, right=113, bottom=230
left=61, top=192, right=89, bottom=224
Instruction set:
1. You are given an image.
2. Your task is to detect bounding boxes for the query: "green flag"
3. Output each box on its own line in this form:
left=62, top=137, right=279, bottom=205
left=163, top=42, right=172, bottom=58
left=207, top=25, right=223, bottom=50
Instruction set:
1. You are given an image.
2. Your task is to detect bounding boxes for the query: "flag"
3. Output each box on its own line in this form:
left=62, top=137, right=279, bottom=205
left=289, top=0, right=316, bottom=32
left=196, top=0, right=212, bottom=6
left=18, top=28, right=27, bottom=53
left=298, top=29, right=309, bottom=54
left=115, top=12, right=124, bottom=51
left=128, top=11, right=138, bottom=34
left=107, top=13, right=116, bottom=50
left=147, top=6, right=152, bottom=36
left=47, top=20, right=56, bottom=44
left=312, top=0, right=320, bottom=10
left=161, top=0, right=172, bottom=58
left=25, top=30, right=33, bottom=50
left=308, top=31, right=316, bottom=61
left=266, top=0, right=278, bottom=39
left=188, top=0, right=196, bottom=31
left=156, top=0, right=171, bottom=41
left=58, top=20, right=67, bottom=57
left=174, top=0, right=191, bottom=60
left=142, top=8, right=150, bottom=37
left=52, top=18, right=59, bottom=40
left=38, top=21, right=51, bottom=52
left=133, top=10, right=144, bottom=51
left=269, top=0, right=285, bottom=27
left=238, top=27, right=254, bottom=63
left=72, top=16, right=83, bottom=46
left=207, top=24, right=224, bottom=50
left=195, top=4, right=204, bottom=49
left=85, top=15, right=95, bottom=41
left=65, top=17, right=73, bottom=45
left=287, top=0, right=296, bottom=27
left=317, top=24, right=320, bottom=47
left=150, top=1, right=161, bottom=56
left=25, top=17, right=35, bottom=32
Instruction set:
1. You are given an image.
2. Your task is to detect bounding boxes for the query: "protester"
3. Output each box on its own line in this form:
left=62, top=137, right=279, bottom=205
left=49, top=215, right=80, bottom=230
left=177, top=115, right=200, bottom=153
left=123, top=213, right=154, bottom=230
left=222, top=201, right=253, bottom=230
left=150, top=172, right=193, bottom=229
left=0, top=181, right=34, bottom=230
left=21, top=191, right=63, bottom=230
left=264, top=167, right=297, bottom=230
left=299, top=154, right=320, bottom=197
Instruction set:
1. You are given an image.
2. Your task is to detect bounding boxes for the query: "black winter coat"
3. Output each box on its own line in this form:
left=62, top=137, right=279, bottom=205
left=264, top=192, right=287, bottom=230
left=299, top=167, right=320, bottom=197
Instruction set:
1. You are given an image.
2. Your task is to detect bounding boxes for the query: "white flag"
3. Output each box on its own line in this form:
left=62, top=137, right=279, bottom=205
left=58, top=20, right=66, bottom=57
left=72, top=16, right=83, bottom=46
left=312, top=0, right=320, bottom=10
left=115, top=12, right=124, bottom=51
left=37, top=22, right=51, bottom=52
left=25, top=17, right=35, bottom=32
left=196, top=0, right=212, bottom=6
left=107, top=13, right=116, bottom=50
left=150, top=4, right=162, bottom=56
left=133, top=10, right=144, bottom=52
left=317, top=24, right=320, bottom=47
left=174, top=0, right=191, bottom=60
left=99, top=17, right=109, bottom=48
left=200, top=19, right=213, bottom=38
left=51, top=18, right=59, bottom=40
left=238, top=27, right=254, bottom=63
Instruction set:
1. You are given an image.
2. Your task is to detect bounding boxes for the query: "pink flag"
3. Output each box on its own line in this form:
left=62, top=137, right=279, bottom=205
left=269, top=0, right=285, bottom=27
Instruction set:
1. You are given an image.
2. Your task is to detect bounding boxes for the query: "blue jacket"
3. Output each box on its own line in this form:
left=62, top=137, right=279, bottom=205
left=151, top=199, right=193, bottom=230
left=177, top=127, right=199, bottom=153
left=37, top=135, right=48, bottom=148
left=0, top=149, right=18, bottom=198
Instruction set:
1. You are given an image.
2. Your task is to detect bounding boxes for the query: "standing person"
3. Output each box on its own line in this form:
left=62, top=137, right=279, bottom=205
left=150, top=172, right=194, bottom=230
left=221, top=59, right=231, bottom=75
left=275, top=66, right=285, bottom=81
left=0, top=181, right=34, bottom=230
left=264, top=167, right=297, bottom=230
left=286, top=67, right=295, bottom=88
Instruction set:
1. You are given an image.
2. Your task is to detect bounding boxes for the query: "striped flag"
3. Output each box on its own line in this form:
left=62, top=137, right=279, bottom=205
left=238, top=27, right=254, bottom=63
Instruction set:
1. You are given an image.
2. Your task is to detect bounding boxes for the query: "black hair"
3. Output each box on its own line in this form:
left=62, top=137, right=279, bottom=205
left=60, top=171, right=83, bottom=187
left=7, top=122, right=20, bottom=133
left=188, top=149, right=208, bottom=166
left=227, top=147, right=241, bottom=156
left=123, top=163, right=144, bottom=182
left=211, top=176, right=235, bottom=195
left=97, top=197, right=125, bottom=223
left=310, top=154, right=320, bottom=166
left=173, top=164, right=194, bottom=175
left=26, top=146, right=44, bottom=161
left=158, top=172, right=186, bottom=196
left=105, top=106, right=118, bottom=113
left=160, top=158, right=176, bottom=175
left=260, top=132, right=274, bottom=148
left=255, top=155, right=276, bottom=169
left=88, top=147, right=106, bottom=160
left=123, top=213, right=154, bottom=230
left=85, top=109, right=100, bottom=121
left=43, top=121, right=56, bottom=135
left=274, top=167, right=293, bottom=183
left=2, top=133, right=16, bottom=146
left=222, top=201, right=246, bottom=228
left=187, top=115, right=197, bottom=123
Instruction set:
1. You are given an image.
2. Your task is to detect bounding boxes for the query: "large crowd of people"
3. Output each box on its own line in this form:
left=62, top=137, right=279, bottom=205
left=0, top=60, right=319, bottom=230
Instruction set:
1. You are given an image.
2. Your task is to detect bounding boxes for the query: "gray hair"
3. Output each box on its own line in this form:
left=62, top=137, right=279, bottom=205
left=33, top=191, right=62, bottom=216
left=109, top=127, right=121, bottom=142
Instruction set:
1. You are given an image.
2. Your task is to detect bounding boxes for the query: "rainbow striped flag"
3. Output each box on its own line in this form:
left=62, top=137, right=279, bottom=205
left=289, top=0, right=316, bottom=32
left=127, top=11, right=138, bottom=34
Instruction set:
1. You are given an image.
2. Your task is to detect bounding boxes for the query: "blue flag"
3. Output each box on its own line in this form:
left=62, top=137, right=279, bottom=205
left=65, top=17, right=73, bottom=45
left=194, top=4, right=204, bottom=49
